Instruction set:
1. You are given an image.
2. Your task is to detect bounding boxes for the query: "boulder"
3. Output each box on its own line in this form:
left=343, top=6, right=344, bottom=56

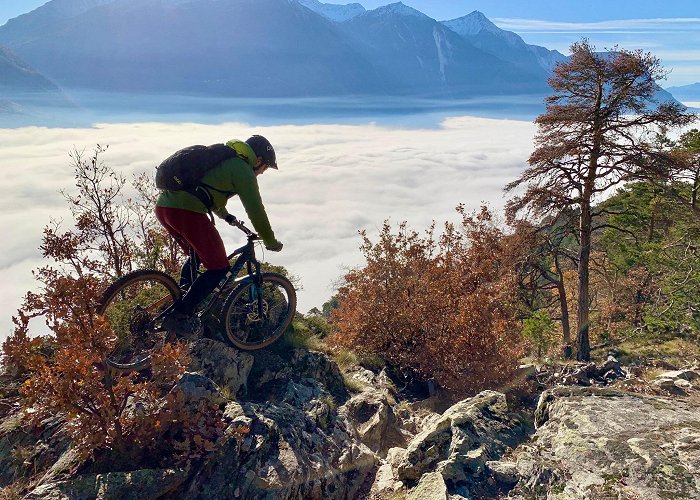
left=407, top=471, right=448, bottom=500
left=187, top=338, right=254, bottom=398
left=511, top=386, right=700, bottom=499
left=176, top=372, right=226, bottom=407
left=657, top=369, right=700, bottom=383
left=340, top=390, right=405, bottom=455
left=184, top=399, right=377, bottom=499
left=396, top=391, right=530, bottom=495
left=368, top=462, right=405, bottom=498
left=486, top=460, right=519, bottom=486
left=247, top=349, right=349, bottom=403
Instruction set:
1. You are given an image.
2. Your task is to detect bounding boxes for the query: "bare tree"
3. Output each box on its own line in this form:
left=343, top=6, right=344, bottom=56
left=506, top=40, right=696, bottom=361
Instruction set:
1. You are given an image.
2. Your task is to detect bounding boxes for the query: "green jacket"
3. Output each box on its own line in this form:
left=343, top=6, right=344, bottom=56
left=156, top=140, right=278, bottom=246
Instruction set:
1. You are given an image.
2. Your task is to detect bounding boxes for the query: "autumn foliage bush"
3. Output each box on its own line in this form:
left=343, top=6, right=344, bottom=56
left=1, top=146, right=222, bottom=468
left=329, top=206, right=525, bottom=394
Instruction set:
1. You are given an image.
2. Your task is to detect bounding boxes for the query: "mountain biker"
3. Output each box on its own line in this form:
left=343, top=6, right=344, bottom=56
left=155, top=135, right=283, bottom=337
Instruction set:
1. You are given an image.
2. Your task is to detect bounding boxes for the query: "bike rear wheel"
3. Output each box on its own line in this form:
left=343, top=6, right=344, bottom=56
left=222, top=272, right=296, bottom=350
left=97, top=270, right=181, bottom=372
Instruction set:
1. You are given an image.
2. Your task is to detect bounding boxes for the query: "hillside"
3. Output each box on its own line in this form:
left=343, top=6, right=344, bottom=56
left=1, top=334, right=699, bottom=498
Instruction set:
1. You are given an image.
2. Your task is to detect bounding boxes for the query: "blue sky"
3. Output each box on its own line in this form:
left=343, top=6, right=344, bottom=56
left=1, top=0, right=698, bottom=86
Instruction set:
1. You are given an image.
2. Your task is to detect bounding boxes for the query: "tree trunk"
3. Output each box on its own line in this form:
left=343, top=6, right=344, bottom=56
left=577, top=203, right=592, bottom=362
left=554, top=256, right=572, bottom=359
left=692, top=169, right=699, bottom=209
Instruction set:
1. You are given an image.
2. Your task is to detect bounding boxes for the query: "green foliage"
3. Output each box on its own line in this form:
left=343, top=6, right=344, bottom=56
left=596, top=181, right=700, bottom=339
left=522, top=310, right=557, bottom=359
left=283, top=315, right=331, bottom=352
left=321, top=296, right=339, bottom=318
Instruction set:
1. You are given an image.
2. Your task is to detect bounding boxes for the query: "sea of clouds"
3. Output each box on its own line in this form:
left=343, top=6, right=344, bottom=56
left=0, top=116, right=536, bottom=341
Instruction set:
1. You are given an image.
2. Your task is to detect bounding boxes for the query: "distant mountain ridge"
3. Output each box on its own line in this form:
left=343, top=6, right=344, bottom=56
left=0, top=0, right=556, bottom=99
left=442, top=11, right=566, bottom=74
left=0, top=46, right=58, bottom=92
left=666, top=82, right=700, bottom=101
left=298, top=0, right=364, bottom=21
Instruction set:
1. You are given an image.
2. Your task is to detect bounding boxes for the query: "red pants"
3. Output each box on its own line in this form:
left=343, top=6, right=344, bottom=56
left=155, top=206, right=229, bottom=270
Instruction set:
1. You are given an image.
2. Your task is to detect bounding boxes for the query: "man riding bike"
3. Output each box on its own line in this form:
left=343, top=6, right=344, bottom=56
left=155, top=134, right=283, bottom=337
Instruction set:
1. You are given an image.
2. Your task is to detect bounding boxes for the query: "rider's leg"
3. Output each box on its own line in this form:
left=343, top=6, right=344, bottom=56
left=178, top=251, right=201, bottom=290
left=155, top=206, right=230, bottom=316
left=176, top=267, right=228, bottom=314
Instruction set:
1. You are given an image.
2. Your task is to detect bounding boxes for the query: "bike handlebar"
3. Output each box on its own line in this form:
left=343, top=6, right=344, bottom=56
left=226, top=215, right=258, bottom=239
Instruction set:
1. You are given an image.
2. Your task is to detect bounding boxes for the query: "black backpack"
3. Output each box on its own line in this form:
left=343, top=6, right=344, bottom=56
left=155, top=143, right=238, bottom=191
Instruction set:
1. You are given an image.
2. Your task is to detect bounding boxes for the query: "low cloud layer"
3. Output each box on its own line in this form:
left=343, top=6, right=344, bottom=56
left=0, top=116, right=535, bottom=341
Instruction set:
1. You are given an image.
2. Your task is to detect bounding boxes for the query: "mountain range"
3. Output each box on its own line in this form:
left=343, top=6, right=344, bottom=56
left=0, top=0, right=692, bottom=118
left=666, top=83, right=700, bottom=102
left=0, top=0, right=556, bottom=100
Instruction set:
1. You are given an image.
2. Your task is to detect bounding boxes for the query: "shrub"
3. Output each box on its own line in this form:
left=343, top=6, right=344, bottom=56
left=1, top=146, right=221, bottom=468
left=522, top=310, right=557, bottom=359
left=329, top=206, right=525, bottom=395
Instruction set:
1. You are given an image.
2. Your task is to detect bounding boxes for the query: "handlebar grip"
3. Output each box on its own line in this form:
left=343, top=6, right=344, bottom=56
left=226, top=215, right=257, bottom=238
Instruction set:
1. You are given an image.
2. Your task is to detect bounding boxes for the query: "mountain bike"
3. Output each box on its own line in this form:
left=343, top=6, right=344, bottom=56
left=96, top=216, right=296, bottom=372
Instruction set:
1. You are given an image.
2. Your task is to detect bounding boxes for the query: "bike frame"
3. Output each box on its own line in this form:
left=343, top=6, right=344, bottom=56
left=187, top=219, right=266, bottom=319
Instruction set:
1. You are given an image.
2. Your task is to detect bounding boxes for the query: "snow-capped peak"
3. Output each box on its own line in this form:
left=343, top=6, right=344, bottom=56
left=371, top=2, right=429, bottom=19
left=296, top=0, right=365, bottom=22
left=442, top=10, right=500, bottom=36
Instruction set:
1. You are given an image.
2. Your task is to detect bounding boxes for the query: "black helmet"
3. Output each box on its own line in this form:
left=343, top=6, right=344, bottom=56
left=245, top=135, right=277, bottom=169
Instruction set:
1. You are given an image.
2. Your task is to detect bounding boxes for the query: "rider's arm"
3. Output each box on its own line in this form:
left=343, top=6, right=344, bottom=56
left=228, top=164, right=279, bottom=247
left=213, top=206, right=230, bottom=220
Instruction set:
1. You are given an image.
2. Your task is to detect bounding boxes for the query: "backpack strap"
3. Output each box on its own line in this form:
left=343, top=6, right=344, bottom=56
left=187, top=186, right=216, bottom=223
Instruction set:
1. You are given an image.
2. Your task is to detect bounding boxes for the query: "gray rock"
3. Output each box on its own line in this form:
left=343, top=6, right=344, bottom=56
left=187, top=338, right=254, bottom=398
left=369, top=462, right=405, bottom=498
left=674, top=378, right=693, bottom=390
left=26, top=468, right=189, bottom=500
left=517, top=364, right=538, bottom=380
left=396, top=390, right=529, bottom=493
left=407, top=471, right=448, bottom=500
left=248, top=349, right=349, bottom=402
left=341, top=390, right=405, bottom=455
left=511, top=386, right=700, bottom=499
left=657, top=369, right=700, bottom=382
left=183, top=397, right=377, bottom=499
left=652, top=378, right=678, bottom=391
left=486, top=460, right=519, bottom=485
left=176, top=372, right=226, bottom=407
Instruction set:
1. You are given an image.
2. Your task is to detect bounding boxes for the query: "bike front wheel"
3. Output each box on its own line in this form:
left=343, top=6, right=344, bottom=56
left=97, top=270, right=181, bottom=372
left=222, top=272, right=296, bottom=350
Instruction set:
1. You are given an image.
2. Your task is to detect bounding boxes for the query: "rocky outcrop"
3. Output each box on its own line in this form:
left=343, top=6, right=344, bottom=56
left=183, top=399, right=376, bottom=499
left=187, top=338, right=254, bottom=398
left=5, top=339, right=700, bottom=500
left=25, top=468, right=189, bottom=500
left=394, top=391, right=531, bottom=498
left=365, top=390, right=533, bottom=499
left=177, top=347, right=378, bottom=499
left=504, top=386, right=700, bottom=499
left=652, top=368, right=700, bottom=393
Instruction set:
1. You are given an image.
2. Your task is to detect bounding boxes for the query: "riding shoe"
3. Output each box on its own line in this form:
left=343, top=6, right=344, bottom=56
left=161, top=312, right=202, bottom=341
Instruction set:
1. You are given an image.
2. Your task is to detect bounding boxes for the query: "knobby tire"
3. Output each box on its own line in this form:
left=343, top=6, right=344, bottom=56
left=222, top=272, right=296, bottom=350
left=97, top=270, right=181, bottom=372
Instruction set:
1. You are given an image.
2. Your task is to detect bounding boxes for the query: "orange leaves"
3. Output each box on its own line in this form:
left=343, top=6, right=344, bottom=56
left=330, top=207, right=525, bottom=395
left=0, top=145, right=219, bottom=468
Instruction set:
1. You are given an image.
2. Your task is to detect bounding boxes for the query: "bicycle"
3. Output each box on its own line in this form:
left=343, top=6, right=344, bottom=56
left=96, top=216, right=297, bottom=372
